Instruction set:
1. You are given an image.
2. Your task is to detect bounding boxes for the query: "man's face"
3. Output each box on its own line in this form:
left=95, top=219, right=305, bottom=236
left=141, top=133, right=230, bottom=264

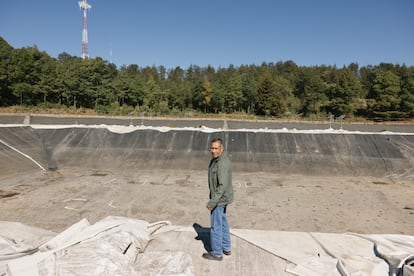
left=210, top=141, right=224, bottom=159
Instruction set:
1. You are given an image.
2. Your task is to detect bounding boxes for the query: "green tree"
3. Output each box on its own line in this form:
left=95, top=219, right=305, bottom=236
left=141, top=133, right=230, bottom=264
left=223, top=74, right=243, bottom=112
left=114, top=65, right=146, bottom=110
left=85, top=57, right=117, bottom=108
left=327, top=67, right=363, bottom=117
left=200, top=77, right=213, bottom=113
left=0, top=37, right=14, bottom=106
left=257, top=72, right=287, bottom=116
left=240, top=67, right=258, bottom=114
left=295, top=68, right=328, bottom=117
left=2, top=35, right=413, bottom=120
left=367, top=69, right=402, bottom=118
left=146, top=74, right=166, bottom=112
left=35, top=53, right=57, bottom=104
left=398, top=65, right=414, bottom=117
left=191, top=81, right=202, bottom=111
left=273, top=75, right=295, bottom=116
left=166, top=66, right=192, bottom=111
left=8, top=46, right=43, bottom=105
left=55, top=53, right=81, bottom=107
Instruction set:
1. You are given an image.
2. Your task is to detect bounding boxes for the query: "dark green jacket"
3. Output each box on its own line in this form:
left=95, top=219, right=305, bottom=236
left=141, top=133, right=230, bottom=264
left=208, top=153, right=234, bottom=209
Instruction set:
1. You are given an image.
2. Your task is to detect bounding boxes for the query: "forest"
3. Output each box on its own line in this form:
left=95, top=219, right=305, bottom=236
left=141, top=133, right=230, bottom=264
left=1, top=36, right=413, bottom=120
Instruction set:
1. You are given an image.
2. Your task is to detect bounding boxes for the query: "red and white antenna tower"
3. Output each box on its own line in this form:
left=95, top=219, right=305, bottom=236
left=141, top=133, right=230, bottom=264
left=79, top=0, right=92, bottom=59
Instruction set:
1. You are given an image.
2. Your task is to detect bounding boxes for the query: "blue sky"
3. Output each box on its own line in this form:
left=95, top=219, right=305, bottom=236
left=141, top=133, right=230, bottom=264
left=1, top=0, right=413, bottom=69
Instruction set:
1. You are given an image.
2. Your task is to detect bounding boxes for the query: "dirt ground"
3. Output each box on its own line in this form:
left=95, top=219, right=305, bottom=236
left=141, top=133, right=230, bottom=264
left=1, top=169, right=413, bottom=235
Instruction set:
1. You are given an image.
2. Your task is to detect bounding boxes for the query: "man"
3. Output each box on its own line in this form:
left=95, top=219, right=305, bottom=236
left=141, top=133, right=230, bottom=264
left=202, top=138, right=234, bottom=261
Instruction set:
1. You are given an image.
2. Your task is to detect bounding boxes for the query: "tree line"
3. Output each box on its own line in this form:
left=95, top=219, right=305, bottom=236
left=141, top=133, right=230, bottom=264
left=1, top=36, right=413, bottom=120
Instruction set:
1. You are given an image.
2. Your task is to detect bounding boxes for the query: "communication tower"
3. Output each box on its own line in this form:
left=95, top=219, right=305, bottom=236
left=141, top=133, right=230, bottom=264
left=79, top=0, right=92, bottom=59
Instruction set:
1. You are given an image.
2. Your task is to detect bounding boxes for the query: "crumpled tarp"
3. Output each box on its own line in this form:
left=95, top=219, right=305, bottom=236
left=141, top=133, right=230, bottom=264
left=0, top=216, right=193, bottom=276
left=2, top=217, right=414, bottom=276
left=231, top=229, right=414, bottom=276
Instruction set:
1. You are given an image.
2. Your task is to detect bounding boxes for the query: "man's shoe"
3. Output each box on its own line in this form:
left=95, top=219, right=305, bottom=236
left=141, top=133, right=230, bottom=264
left=202, top=252, right=223, bottom=261
left=223, top=250, right=231, bottom=256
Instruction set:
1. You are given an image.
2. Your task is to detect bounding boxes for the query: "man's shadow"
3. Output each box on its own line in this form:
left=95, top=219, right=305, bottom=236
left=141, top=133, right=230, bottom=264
left=193, top=223, right=211, bottom=252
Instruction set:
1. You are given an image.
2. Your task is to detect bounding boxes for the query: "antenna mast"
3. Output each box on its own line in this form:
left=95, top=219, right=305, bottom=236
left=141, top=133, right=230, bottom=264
left=79, top=0, right=92, bottom=59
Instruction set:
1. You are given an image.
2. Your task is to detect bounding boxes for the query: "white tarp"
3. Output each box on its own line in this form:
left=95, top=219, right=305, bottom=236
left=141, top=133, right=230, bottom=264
left=0, top=217, right=193, bottom=276
left=231, top=229, right=414, bottom=276
left=2, top=217, right=414, bottom=275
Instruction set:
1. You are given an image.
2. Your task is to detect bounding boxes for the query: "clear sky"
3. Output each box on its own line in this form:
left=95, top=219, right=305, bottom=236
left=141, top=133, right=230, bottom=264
left=1, top=0, right=413, bottom=69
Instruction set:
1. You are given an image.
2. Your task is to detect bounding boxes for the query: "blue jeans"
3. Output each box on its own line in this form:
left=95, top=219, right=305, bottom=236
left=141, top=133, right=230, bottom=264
left=210, top=205, right=231, bottom=257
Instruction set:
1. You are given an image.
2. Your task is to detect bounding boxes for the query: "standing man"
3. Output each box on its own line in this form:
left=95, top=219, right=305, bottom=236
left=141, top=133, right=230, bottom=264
left=202, top=138, right=234, bottom=261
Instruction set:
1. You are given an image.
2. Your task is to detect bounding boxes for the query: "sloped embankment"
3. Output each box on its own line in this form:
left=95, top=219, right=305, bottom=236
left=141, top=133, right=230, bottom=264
left=0, top=126, right=413, bottom=178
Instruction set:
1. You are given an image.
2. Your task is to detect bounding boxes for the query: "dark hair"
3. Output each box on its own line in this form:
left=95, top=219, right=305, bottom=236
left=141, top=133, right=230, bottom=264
left=211, top=138, right=223, bottom=146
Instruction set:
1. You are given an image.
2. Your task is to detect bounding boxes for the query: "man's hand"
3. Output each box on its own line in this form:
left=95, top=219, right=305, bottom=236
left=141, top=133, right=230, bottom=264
left=206, top=203, right=213, bottom=211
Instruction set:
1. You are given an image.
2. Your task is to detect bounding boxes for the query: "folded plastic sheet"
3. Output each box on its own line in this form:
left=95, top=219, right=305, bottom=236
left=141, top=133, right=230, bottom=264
left=2, top=217, right=414, bottom=276
left=0, top=221, right=56, bottom=260
left=231, top=229, right=414, bottom=276
left=0, top=217, right=194, bottom=276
